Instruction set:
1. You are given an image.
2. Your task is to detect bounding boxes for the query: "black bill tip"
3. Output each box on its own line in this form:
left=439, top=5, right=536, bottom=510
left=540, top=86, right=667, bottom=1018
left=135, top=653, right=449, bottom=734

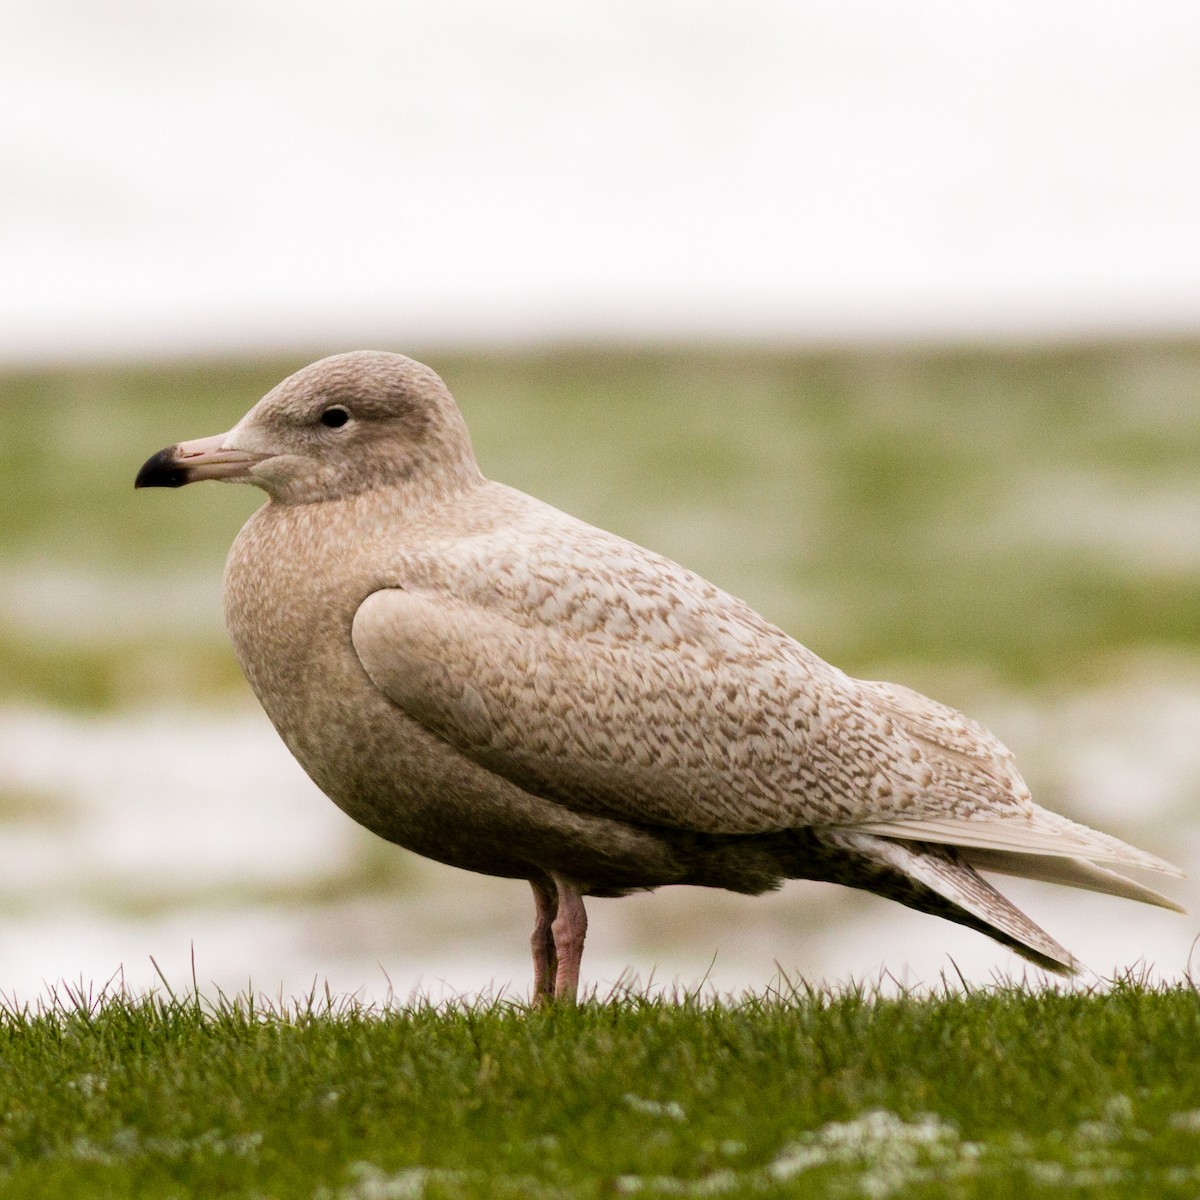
left=135, top=446, right=189, bottom=489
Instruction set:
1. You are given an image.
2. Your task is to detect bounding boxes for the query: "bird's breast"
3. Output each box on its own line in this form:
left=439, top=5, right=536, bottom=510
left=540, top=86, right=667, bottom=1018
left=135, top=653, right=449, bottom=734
left=222, top=506, right=403, bottom=808
left=225, top=510, right=356, bottom=716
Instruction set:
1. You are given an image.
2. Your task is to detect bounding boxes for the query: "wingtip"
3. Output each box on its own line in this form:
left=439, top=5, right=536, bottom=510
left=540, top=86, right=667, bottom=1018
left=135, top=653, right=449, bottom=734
left=855, top=812, right=1187, bottom=880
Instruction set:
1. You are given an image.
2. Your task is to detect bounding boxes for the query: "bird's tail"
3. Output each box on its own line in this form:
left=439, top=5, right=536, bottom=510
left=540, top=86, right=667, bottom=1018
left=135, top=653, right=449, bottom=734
left=956, top=845, right=1185, bottom=912
left=812, top=829, right=1081, bottom=974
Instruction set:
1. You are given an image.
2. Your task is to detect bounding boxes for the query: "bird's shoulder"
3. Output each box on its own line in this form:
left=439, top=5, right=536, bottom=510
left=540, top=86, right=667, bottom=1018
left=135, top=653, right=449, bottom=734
left=383, top=481, right=826, bottom=674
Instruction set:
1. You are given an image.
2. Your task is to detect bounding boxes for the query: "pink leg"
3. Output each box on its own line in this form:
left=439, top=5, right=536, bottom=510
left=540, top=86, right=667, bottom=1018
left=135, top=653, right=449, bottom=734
left=529, top=876, right=558, bottom=1004
left=550, top=874, right=588, bottom=1002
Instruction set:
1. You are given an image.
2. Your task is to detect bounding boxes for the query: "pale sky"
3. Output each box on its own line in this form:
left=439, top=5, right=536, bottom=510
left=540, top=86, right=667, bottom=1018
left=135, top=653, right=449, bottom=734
left=3, top=0, right=1200, bottom=360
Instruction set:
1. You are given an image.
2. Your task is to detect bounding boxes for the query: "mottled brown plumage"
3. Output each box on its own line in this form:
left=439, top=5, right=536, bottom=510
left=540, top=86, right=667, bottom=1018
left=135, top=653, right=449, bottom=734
left=135, top=351, right=1184, bottom=999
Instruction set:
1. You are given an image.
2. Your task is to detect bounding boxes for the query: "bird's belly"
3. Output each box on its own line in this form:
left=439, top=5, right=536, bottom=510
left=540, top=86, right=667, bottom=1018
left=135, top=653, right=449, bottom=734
left=266, top=665, right=698, bottom=887
left=241, top=639, right=541, bottom=877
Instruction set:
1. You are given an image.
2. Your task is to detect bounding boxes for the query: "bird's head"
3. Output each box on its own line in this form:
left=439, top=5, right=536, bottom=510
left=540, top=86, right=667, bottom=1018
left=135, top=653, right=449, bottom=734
left=135, top=351, right=483, bottom=506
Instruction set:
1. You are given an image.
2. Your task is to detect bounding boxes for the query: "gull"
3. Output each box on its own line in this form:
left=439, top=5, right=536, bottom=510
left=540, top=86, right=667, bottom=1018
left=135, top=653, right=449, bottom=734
left=135, top=351, right=1184, bottom=1001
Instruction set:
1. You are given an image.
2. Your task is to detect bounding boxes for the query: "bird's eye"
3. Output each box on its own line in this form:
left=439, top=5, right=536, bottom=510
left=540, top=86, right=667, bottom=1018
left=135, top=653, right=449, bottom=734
left=320, top=406, right=350, bottom=429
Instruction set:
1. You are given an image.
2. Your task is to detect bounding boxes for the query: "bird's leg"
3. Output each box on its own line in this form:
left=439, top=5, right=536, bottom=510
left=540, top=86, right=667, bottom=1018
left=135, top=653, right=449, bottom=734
left=550, top=873, right=588, bottom=1003
left=529, top=875, right=559, bottom=1004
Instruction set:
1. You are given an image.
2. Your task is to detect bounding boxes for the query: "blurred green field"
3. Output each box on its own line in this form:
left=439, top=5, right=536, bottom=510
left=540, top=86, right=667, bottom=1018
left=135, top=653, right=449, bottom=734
left=3, top=340, right=1200, bottom=707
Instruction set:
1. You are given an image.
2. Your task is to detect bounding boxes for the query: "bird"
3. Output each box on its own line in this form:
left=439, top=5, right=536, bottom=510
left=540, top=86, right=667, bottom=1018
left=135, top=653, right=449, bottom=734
left=135, top=351, right=1184, bottom=1001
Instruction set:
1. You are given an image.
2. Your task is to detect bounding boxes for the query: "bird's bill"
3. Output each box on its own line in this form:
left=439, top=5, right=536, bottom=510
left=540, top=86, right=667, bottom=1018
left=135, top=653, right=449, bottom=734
left=135, top=433, right=263, bottom=488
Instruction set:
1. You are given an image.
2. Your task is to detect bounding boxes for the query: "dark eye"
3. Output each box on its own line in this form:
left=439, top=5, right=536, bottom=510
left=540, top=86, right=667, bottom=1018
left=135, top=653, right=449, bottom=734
left=320, top=406, right=350, bottom=429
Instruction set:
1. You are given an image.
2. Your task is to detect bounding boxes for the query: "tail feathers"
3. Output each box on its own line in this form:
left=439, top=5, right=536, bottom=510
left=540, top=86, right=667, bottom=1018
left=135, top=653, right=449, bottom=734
left=819, top=829, right=1079, bottom=975
left=959, top=848, right=1187, bottom=913
left=853, top=807, right=1183, bottom=878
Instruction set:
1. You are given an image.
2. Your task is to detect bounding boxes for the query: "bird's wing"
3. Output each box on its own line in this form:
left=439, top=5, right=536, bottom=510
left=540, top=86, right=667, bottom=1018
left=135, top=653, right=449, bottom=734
left=349, top=507, right=1177, bottom=875
left=352, top=577, right=840, bottom=834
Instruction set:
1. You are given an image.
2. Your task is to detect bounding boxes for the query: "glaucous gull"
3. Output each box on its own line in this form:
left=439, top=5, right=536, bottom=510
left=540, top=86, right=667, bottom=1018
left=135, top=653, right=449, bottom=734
left=135, top=352, right=1184, bottom=1000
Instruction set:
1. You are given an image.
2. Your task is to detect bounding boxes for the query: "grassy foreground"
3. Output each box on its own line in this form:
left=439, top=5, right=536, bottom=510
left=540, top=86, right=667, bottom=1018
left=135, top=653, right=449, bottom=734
left=3, top=980, right=1199, bottom=1198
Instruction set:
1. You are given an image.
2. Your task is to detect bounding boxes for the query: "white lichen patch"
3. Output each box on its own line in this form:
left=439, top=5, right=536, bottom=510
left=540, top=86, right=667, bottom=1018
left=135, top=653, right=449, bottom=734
left=623, top=1094, right=687, bottom=1121
left=65, top=1073, right=107, bottom=1098
left=327, top=1164, right=438, bottom=1200
left=769, top=1109, right=974, bottom=1198
left=68, top=1126, right=261, bottom=1164
left=322, top=1162, right=563, bottom=1200
left=610, top=1102, right=1200, bottom=1198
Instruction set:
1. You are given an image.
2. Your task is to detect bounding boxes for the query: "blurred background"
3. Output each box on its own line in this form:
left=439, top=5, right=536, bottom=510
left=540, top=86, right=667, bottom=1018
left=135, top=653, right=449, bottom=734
left=2, top=0, right=1199, bottom=1003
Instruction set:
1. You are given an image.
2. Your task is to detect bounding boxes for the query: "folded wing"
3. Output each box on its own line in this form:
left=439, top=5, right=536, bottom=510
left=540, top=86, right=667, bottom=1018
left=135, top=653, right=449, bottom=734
left=351, top=572, right=1180, bottom=900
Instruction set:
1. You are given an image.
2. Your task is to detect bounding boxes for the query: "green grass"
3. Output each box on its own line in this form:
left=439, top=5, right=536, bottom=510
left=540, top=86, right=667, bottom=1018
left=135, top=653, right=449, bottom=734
left=5, top=340, right=1200, bottom=706
left=3, top=980, right=1199, bottom=1198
